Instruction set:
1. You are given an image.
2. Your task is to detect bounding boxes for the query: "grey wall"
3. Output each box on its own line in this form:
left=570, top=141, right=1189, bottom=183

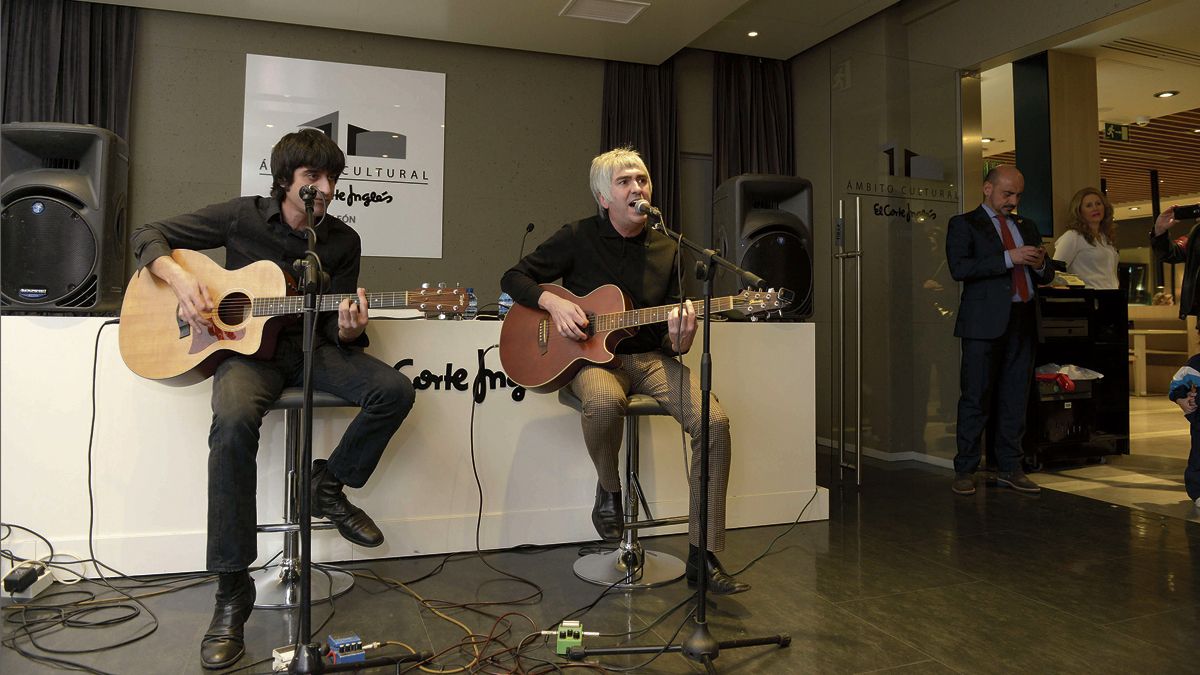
left=129, top=9, right=604, bottom=304
left=791, top=0, right=1147, bottom=463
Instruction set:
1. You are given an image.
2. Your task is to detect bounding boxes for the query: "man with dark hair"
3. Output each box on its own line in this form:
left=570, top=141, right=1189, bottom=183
left=946, top=165, right=1054, bottom=496
left=501, top=147, right=749, bottom=596
left=130, top=129, right=416, bottom=669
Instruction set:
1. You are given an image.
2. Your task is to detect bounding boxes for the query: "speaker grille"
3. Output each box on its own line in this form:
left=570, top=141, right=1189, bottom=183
left=1, top=196, right=98, bottom=306
left=741, top=230, right=812, bottom=319
left=42, top=158, right=81, bottom=171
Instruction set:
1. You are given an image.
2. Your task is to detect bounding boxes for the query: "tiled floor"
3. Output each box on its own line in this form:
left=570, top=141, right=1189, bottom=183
left=3, top=448, right=1196, bottom=674
left=1039, top=396, right=1199, bottom=523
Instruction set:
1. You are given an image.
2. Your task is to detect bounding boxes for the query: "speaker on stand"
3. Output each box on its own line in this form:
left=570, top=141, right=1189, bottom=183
left=710, top=174, right=813, bottom=319
left=1, top=122, right=129, bottom=314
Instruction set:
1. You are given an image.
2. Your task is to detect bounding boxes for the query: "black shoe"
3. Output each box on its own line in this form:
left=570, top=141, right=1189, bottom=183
left=996, top=470, right=1041, bottom=494
left=200, top=570, right=254, bottom=669
left=686, top=545, right=750, bottom=596
left=591, top=482, right=623, bottom=542
left=311, top=459, right=384, bottom=547
left=952, top=473, right=976, bottom=495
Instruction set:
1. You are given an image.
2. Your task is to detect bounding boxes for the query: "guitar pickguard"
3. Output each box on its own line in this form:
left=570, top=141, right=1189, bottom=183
left=188, top=325, right=245, bottom=355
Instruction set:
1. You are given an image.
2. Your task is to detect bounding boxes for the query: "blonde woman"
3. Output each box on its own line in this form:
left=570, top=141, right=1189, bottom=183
left=1052, top=187, right=1119, bottom=289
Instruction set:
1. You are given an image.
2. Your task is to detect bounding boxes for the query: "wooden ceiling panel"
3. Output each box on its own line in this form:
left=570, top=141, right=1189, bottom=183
left=986, top=108, right=1200, bottom=210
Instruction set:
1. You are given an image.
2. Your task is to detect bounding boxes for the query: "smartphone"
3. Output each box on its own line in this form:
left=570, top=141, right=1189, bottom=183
left=1177, top=204, right=1200, bottom=220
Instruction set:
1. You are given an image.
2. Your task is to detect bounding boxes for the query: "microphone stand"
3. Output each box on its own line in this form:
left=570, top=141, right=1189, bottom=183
left=567, top=214, right=789, bottom=673
left=288, top=192, right=427, bottom=673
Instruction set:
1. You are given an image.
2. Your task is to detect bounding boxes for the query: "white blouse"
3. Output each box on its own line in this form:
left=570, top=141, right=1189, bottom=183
left=1052, top=229, right=1119, bottom=289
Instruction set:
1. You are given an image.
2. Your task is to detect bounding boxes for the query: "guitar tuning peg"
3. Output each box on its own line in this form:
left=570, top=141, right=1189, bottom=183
left=421, top=282, right=431, bottom=289
left=437, top=282, right=447, bottom=289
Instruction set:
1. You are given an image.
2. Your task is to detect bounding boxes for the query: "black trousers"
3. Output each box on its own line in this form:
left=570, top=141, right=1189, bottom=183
left=1187, top=413, right=1200, bottom=501
left=954, top=301, right=1036, bottom=474
left=206, top=329, right=415, bottom=572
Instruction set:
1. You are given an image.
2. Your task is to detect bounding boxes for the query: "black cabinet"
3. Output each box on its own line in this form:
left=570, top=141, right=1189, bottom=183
left=1023, top=288, right=1130, bottom=468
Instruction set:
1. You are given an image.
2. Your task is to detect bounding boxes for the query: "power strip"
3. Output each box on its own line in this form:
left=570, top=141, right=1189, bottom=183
left=272, top=645, right=297, bottom=672
left=2, top=566, right=53, bottom=603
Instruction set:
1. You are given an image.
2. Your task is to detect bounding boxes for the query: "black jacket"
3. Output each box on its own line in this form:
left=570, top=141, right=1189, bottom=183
left=946, top=205, right=1055, bottom=340
left=1151, top=223, right=1200, bottom=319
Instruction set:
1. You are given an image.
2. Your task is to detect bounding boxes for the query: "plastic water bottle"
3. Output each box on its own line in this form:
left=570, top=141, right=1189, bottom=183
left=498, top=292, right=514, bottom=319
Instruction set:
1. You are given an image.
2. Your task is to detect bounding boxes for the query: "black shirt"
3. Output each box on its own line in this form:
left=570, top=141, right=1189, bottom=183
left=130, top=195, right=367, bottom=348
left=501, top=214, right=683, bottom=355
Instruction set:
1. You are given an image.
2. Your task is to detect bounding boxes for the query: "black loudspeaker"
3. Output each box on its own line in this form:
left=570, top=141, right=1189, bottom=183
left=711, top=174, right=813, bottom=319
left=1, top=122, right=129, bottom=314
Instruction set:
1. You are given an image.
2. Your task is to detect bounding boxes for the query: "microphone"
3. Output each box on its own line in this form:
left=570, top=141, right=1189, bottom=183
left=518, top=222, right=535, bottom=261
left=298, top=184, right=318, bottom=204
left=633, top=199, right=661, bottom=219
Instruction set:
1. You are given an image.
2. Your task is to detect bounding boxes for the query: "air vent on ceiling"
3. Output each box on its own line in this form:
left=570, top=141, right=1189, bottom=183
left=560, top=0, right=649, bottom=24
left=1101, top=38, right=1200, bottom=68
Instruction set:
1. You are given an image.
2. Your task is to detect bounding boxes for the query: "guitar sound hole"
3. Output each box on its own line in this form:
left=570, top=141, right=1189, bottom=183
left=217, top=292, right=250, bottom=327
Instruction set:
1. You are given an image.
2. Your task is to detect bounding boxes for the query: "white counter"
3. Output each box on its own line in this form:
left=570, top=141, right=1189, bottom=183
left=0, top=315, right=824, bottom=576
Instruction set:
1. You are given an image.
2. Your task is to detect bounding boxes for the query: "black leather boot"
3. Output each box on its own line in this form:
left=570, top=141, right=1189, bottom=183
left=686, top=545, right=750, bottom=596
left=200, top=570, right=254, bottom=669
left=311, top=459, right=384, bottom=547
left=591, top=482, right=623, bottom=542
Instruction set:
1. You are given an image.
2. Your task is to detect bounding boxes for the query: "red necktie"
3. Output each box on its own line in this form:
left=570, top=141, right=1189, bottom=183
left=996, top=213, right=1030, bottom=302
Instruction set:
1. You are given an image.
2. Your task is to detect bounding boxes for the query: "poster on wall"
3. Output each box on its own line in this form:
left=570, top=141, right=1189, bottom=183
left=241, top=54, right=445, bottom=258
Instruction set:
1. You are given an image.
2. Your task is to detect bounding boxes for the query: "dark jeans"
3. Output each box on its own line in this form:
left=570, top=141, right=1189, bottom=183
left=954, top=301, right=1035, bottom=475
left=1188, top=413, right=1200, bottom=501
left=206, top=329, right=415, bottom=572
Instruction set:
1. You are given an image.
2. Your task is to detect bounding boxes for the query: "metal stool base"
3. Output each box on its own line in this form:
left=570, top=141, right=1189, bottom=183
left=573, top=548, right=685, bottom=589
left=251, top=563, right=354, bottom=609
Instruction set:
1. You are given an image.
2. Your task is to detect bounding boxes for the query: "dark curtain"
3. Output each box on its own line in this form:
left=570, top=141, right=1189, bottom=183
left=712, top=53, right=794, bottom=187
left=2, top=0, right=137, bottom=140
left=600, top=59, right=679, bottom=229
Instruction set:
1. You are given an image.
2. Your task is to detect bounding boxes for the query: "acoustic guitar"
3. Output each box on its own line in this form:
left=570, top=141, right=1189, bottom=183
left=119, top=249, right=470, bottom=383
left=499, top=283, right=793, bottom=393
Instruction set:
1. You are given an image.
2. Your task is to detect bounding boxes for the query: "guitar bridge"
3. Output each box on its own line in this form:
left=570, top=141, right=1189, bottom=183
left=537, top=318, right=549, bottom=355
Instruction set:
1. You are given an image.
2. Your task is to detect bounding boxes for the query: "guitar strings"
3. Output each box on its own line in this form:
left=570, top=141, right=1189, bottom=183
left=192, top=292, right=466, bottom=314
left=537, top=301, right=759, bottom=346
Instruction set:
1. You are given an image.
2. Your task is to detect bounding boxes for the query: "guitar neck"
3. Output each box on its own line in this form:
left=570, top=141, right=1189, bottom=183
left=253, top=292, right=427, bottom=316
left=593, top=297, right=738, bottom=332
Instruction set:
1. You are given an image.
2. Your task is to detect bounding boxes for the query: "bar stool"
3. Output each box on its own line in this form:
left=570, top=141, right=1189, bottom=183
left=251, top=388, right=356, bottom=609
left=558, top=389, right=687, bottom=589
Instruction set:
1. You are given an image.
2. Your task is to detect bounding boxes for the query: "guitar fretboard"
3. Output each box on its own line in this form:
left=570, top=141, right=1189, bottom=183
left=592, top=297, right=740, bottom=332
left=251, top=292, right=456, bottom=316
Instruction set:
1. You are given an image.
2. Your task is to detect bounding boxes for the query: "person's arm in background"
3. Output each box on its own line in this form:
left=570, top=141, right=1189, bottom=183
left=1151, top=206, right=1184, bottom=263
left=1052, top=231, right=1079, bottom=269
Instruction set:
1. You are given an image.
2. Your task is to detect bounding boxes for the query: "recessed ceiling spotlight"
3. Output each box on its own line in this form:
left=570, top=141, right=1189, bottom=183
left=747, top=31, right=758, bottom=37
left=1153, top=90, right=1179, bottom=98
left=981, top=137, right=993, bottom=143
left=1129, top=206, right=1141, bottom=211
left=1102, top=158, right=1108, bottom=162
left=1194, top=129, right=1200, bottom=133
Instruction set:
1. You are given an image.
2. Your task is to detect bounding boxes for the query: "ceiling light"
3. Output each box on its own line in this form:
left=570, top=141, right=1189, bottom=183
left=1102, top=158, right=1108, bottom=162
left=1153, top=90, right=1179, bottom=98
left=747, top=31, right=758, bottom=37
left=265, top=124, right=274, bottom=128
left=560, top=0, right=649, bottom=24
left=1194, top=129, right=1200, bottom=133
left=981, top=137, right=993, bottom=143
left=1129, top=206, right=1140, bottom=211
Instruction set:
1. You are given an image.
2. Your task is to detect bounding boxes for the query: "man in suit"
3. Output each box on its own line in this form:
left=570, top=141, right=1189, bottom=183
left=946, top=165, right=1054, bottom=495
